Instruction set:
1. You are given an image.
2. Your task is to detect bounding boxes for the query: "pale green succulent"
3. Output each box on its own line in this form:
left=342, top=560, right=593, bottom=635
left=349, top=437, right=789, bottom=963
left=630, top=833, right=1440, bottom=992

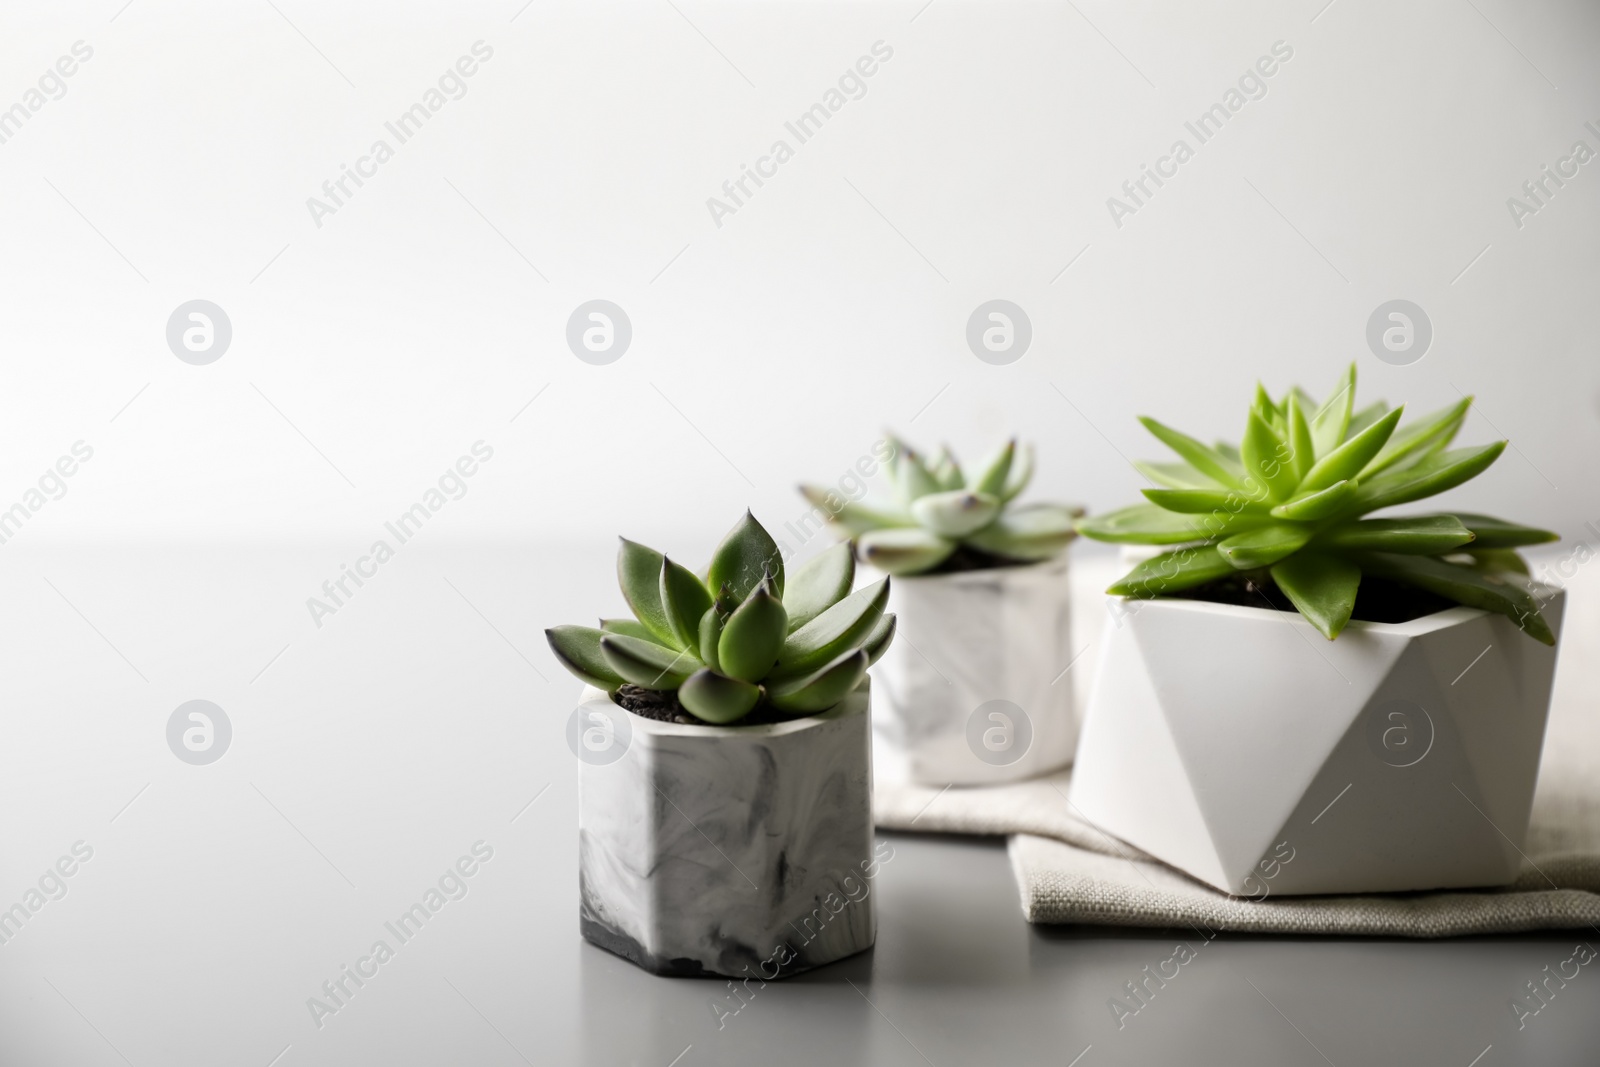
left=546, top=512, right=895, bottom=725
left=800, top=436, right=1081, bottom=576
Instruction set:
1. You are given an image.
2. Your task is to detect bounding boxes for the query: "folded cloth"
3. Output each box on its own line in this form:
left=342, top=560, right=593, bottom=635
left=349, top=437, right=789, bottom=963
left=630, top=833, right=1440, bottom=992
left=876, top=769, right=1600, bottom=935
left=874, top=545, right=1600, bottom=935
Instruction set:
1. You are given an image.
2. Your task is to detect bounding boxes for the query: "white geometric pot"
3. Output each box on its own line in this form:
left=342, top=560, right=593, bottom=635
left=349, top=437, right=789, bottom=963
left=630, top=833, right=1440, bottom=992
left=871, top=557, right=1078, bottom=786
left=577, top=682, right=876, bottom=978
left=1069, top=589, right=1565, bottom=896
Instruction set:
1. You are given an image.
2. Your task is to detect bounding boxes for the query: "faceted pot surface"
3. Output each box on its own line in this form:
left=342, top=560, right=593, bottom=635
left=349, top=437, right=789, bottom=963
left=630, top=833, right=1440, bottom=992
left=872, top=557, right=1078, bottom=786
left=1069, top=590, right=1564, bottom=896
left=577, top=682, right=878, bottom=978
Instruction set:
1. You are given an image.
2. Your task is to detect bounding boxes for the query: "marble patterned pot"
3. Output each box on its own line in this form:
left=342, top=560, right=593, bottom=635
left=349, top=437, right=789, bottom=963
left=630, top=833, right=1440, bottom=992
left=871, top=557, right=1078, bottom=786
left=1069, top=588, right=1565, bottom=896
left=577, top=681, right=877, bottom=978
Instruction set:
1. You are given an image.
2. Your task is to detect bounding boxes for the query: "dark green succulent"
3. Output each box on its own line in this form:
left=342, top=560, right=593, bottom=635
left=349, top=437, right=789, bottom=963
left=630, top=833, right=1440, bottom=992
left=1076, top=365, right=1559, bottom=643
left=800, top=436, right=1080, bottom=575
left=546, top=512, right=895, bottom=724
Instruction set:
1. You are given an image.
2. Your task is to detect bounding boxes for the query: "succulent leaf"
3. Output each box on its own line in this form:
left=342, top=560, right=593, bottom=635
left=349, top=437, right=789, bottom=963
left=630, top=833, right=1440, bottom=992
left=782, top=542, right=855, bottom=633
left=910, top=490, right=1001, bottom=538
left=678, top=669, right=762, bottom=724
left=1316, top=516, right=1475, bottom=555
left=858, top=527, right=957, bottom=575
left=964, top=503, right=1082, bottom=561
left=1298, top=406, right=1404, bottom=493
left=1106, top=544, right=1235, bottom=597
left=766, top=649, right=870, bottom=714
left=1253, top=382, right=1279, bottom=431
left=1347, top=442, right=1506, bottom=513
left=772, top=577, right=889, bottom=681
left=1270, top=552, right=1361, bottom=640
left=1345, top=400, right=1390, bottom=440
left=659, top=556, right=713, bottom=649
left=798, top=486, right=914, bottom=535
left=1438, top=513, right=1559, bottom=549
left=927, top=446, right=965, bottom=491
left=718, top=578, right=788, bottom=683
left=706, top=510, right=784, bottom=603
left=999, top=442, right=1034, bottom=502
left=971, top=439, right=1016, bottom=497
left=697, top=605, right=724, bottom=673
left=1241, top=410, right=1298, bottom=502
left=893, top=450, right=941, bottom=505
left=1358, top=552, right=1554, bottom=644
left=1359, top=397, right=1470, bottom=479
left=599, top=617, right=656, bottom=641
left=545, top=626, right=626, bottom=690
left=1218, top=522, right=1314, bottom=569
left=1461, top=548, right=1532, bottom=575
left=1139, top=416, right=1246, bottom=489
left=598, top=634, right=702, bottom=689
left=617, top=538, right=681, bottom=648
left=1134, top=460, right=1220, bottom=490
left=1286, top=393, right=1315, bottom=483
left=1268, top=480, right=1356, bottom=521
left=1077, top=503, right=1269, bottom=545
left=1310, top=364, right=1356, bottom=456
left=861, top=612, right=897, bottom=665
left=1141, top=489, right=1271, bottom=515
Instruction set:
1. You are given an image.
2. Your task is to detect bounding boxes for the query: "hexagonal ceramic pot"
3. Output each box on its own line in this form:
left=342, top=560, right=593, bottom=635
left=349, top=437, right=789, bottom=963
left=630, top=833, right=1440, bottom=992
left=1069, top=589, right=1565, bottom=897
left=577, top=682, right=876, bottom=978
left=871, top=557, right=1078, bottom=786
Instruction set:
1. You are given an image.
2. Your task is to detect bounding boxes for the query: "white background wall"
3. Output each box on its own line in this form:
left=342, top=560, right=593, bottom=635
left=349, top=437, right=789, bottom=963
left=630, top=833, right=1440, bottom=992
left=1, top=0, right=1596, bottom=557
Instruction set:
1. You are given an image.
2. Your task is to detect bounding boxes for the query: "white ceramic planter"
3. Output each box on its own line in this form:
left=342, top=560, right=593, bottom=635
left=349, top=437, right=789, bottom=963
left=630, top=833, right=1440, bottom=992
left=871, top=557, right=1078, bottom=786
left=578, top=682, right=876, bottom=978
left=1069, top=589, right=1565, bottom=896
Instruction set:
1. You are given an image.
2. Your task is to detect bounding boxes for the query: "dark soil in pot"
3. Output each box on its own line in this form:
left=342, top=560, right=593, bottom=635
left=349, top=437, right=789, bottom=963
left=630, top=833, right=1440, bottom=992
left=1173, top=573, right=1457, bottom=625
left=878, top=543, right=1042, bottom=576
left=611, top=685, right=803, bottom=727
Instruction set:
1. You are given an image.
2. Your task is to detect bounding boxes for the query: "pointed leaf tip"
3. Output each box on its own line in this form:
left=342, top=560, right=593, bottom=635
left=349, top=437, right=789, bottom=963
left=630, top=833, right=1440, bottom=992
left=617, top=538, right=680, bottom=648
left=782, top=542, right=856, bottom=632
left=707, top=511, right=784, bottom=603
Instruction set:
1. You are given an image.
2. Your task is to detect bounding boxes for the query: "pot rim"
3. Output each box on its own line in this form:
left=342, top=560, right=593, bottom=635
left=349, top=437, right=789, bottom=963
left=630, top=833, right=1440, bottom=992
left=1109, top=583, right=1563, bottom=640
left=867, top=552, right=1069, bottom=586
left=577, top=678, right=869, bottom=739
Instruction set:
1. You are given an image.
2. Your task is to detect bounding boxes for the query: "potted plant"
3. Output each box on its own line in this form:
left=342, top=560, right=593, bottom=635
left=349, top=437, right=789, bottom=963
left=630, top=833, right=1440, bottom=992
left=1070, top=366, right=1563, bottom=897
left=545, top=512, right=895, bottom=978
left=801, top=437, right=1082, bottom=785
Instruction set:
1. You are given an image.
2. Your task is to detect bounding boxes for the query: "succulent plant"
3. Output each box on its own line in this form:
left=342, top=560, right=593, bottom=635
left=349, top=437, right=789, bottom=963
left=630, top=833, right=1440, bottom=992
left=1076, top=365, right=1559, bottom=643
left=800, top=436, right=1081, bottom=576
left=545, top=512, right=895, bottom=724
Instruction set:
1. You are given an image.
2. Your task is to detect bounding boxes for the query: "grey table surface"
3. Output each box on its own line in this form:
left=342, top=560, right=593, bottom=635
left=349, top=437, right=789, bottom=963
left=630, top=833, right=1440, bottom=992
left=0, top=542, right=1595, bottom=1066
